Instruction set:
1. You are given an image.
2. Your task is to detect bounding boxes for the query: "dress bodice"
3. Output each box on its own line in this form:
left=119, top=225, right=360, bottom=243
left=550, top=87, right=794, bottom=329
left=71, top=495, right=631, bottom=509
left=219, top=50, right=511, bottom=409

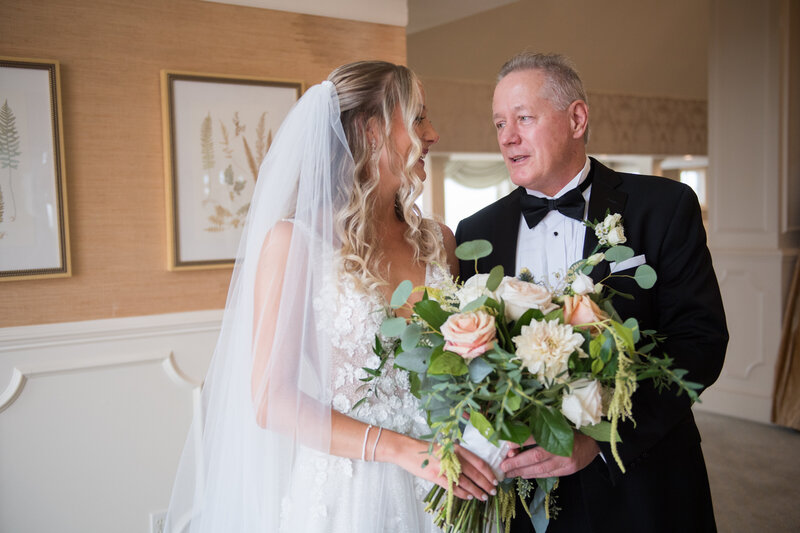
left=315, top=260, right=452, bottom=437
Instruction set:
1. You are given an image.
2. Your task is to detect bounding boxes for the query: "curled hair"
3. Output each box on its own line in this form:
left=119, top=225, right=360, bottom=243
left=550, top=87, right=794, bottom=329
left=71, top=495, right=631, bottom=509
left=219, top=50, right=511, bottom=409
left=327, top=61, right=444, bottom=290
left=498, top=52, right=589, bottom=143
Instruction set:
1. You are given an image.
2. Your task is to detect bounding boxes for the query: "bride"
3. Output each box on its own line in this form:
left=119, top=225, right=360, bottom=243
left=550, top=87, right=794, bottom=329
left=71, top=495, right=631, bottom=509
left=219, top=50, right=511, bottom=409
left=164, top=61, right=497, bottom=532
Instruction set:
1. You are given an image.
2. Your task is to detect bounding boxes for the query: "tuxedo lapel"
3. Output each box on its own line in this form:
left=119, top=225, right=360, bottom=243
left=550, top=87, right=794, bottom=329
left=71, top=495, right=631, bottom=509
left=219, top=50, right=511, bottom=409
left=490, top=187, right=524, bottom=275
left=583, top=159, right=627, bottom=283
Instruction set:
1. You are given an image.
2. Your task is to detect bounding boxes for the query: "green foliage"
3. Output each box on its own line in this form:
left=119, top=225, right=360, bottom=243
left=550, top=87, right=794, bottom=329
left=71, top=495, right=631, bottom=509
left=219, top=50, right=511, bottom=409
left=455, top=239, right=493, bottom=261
left=604, top=245, right=634, bottom=263
left=634, top=264, right=657, bottom=289
left=380, top=316, right=406, bottom=337
left=428, top=350, right=469, bottom=376
left=486, top=264, right=504, bottom=291
left=579, top=420, right=621, bottom=443
left=413, top=299, right=450, bottom=330
left=530, top=405, right=574, bottom=457
left=391, top=280, right=413, bottom=308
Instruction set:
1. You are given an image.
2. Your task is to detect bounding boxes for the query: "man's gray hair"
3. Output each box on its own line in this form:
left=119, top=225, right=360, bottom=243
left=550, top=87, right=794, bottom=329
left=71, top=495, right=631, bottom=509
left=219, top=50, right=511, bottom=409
left=498, top=52, right=587, bottom=111
left=498, top=52, right=589, bottom=142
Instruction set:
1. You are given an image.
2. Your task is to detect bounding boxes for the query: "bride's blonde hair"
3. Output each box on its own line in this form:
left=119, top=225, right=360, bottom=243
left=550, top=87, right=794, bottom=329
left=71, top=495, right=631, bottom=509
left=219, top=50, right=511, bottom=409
left=328, top=61, right=445, bottom=290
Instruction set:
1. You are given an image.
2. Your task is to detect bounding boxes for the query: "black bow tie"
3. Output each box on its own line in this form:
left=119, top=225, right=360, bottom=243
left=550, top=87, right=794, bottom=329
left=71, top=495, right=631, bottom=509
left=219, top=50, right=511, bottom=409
left=519, top=175, right=593, bottom=229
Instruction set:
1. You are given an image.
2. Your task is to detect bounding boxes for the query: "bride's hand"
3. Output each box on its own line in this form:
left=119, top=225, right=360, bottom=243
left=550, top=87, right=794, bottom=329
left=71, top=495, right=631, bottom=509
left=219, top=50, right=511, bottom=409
left=382, top=434, right=498, bottom=501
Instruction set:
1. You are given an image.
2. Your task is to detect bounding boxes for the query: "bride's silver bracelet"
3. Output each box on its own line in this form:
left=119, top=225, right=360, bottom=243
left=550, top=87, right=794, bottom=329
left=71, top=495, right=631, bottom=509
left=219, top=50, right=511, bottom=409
left=361, top=424, right=373, bottom=461
left=371, top=427, right=383, bottom=462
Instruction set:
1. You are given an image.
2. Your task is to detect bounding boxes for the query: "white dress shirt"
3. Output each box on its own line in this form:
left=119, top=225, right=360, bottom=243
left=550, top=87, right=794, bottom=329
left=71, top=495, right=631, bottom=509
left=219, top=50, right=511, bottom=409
left=515, top=157, right=592, bottom=290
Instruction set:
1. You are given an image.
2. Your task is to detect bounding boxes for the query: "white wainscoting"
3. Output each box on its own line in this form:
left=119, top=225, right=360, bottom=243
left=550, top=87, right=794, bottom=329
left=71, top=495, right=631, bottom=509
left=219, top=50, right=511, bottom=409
left=0, top=310, right=221, bottom=533
left=694, top=249, right=794, bottom=423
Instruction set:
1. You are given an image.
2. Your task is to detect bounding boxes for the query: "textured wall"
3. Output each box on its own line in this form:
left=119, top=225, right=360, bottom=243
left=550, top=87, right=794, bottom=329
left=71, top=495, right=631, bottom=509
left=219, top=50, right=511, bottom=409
left=421, top=77, right=707, bottom=155
left=0, top=0, right=405, bottom=327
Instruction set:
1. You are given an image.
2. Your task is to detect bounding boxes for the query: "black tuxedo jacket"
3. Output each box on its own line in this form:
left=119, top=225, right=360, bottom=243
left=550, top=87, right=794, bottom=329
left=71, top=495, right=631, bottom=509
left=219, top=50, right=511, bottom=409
left=455, top=159, right=728, bottom=533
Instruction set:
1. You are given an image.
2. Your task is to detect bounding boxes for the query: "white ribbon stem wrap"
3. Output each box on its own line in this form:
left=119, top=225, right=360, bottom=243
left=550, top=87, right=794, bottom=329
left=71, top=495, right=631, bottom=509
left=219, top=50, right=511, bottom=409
left=460, top=423, right=510, bottom=482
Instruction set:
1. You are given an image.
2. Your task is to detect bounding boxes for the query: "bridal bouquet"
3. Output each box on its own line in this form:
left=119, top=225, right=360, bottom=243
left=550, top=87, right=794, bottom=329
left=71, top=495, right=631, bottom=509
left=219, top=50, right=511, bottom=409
left=361, top=214, right=701, bottom=533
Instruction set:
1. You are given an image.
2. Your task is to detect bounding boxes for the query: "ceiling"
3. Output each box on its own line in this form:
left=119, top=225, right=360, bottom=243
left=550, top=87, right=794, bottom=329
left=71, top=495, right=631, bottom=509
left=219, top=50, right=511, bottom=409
left=204, top=0, right=518, bottom=31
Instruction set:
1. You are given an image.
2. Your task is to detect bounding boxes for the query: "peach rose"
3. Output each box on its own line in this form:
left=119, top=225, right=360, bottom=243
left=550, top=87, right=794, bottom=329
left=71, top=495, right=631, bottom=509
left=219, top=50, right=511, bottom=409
left=441, top=310, right=496, bottom=360
left=563, top=294, right=608, bottom=330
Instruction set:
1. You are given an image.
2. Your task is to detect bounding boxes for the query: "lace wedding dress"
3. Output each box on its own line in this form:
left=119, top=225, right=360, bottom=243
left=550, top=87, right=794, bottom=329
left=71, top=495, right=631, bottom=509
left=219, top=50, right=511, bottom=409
left=278, top=251, right=450, bottom=533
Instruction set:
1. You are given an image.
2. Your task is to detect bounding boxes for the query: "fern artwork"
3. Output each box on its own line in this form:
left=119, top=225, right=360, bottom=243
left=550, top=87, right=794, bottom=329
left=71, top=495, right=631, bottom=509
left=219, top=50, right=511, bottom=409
left=164, top=72, right=301, bottom=269
left=0, top=98, right=22, bottom=230
left=199, top=110, right=272, bottom=233
left=0, top=59, right=70, bottom=279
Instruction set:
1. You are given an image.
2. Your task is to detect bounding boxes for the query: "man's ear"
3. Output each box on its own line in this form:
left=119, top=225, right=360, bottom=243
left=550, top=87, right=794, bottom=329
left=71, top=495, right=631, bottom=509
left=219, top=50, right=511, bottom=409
left=568, top=100, right=589, bottom=140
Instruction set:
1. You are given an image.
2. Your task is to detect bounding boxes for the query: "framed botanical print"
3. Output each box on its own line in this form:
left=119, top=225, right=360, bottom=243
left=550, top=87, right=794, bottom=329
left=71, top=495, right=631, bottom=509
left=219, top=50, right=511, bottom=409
left=0, top=57, right=71, bottom=281
left=161, top=70, right=302, bottom=270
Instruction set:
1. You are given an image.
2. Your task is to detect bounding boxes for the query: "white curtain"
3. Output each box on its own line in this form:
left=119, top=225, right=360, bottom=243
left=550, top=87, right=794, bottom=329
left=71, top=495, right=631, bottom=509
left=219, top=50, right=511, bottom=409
left=444, top=160, right=509, bottom=189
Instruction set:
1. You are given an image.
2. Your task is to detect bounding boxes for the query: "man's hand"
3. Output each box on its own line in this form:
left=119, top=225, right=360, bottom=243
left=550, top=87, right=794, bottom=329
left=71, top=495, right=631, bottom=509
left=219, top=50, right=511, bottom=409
left=500, top=432, right=600, bottom=479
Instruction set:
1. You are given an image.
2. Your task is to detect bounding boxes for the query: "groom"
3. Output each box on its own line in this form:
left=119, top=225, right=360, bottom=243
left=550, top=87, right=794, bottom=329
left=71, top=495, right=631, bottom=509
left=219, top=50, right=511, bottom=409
left=455, top=52, right=728, bottom=532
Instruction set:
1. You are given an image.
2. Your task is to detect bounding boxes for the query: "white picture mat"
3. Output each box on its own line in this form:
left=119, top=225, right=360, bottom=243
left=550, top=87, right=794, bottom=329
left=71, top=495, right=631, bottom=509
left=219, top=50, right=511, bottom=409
left=170, top=78, right=298, bottom=264
left=0, top=65, right=62, bottom=272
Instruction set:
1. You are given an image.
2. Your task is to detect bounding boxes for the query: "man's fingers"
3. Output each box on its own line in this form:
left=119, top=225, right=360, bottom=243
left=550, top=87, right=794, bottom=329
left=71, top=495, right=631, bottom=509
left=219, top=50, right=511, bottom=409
left=501, top=446, right=547, bottom=474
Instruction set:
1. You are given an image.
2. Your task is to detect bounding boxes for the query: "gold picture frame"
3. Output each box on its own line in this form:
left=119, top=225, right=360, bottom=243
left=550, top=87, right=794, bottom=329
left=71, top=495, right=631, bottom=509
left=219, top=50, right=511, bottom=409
left=161, top=70, right=303, bottom=271
left=0, top=57, right=71, bottom=281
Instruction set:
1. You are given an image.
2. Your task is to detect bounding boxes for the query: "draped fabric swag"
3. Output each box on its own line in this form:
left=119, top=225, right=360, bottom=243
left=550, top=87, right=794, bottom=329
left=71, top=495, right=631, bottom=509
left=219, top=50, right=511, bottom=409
left=444, top=160, right=508, bottom=189
left=773, top=258, right=800, bottom=430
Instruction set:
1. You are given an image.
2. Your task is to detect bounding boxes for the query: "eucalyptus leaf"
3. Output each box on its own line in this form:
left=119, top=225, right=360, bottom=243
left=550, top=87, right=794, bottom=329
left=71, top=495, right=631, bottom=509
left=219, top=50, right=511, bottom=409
left=530, top=485, right=550, bottom=533
left=428, top=350, right=469, bottom=376
left=634, top=264, right=657, bottom=289
left=530, top=405, right=573, bottom=457
left=605, top=245, right=634, bottom=263
left=468, top=357, right=494, bottom=382
left=462, top=295, right=488, bottom=312
left=400, top=322, right=423, bottom=350
left=455, top=239, right=493, bottom=261
left=394, top=346, right=432, bottom=373
left=380, top=317, right=406, bottom=338
left=579, top=420, right=622, bottom=443
left=486, top=265, right=505, bottom=292
left=536, top=476, right=558, bottom=493
left=425, top=333, right=445, bottom=347
left=390, top=280, right=413, bottom=309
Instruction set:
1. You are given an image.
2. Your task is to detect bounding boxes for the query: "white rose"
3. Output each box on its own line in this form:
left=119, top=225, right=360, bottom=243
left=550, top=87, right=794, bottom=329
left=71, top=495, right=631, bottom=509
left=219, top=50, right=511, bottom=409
left=606, top=225, right=626, bottom=245
left=601, top=213, right=622, bottom=231
left=586, top=253, right=605, bottom=266
left=456, top=274, right=493, bottom=309
left=560, top=378, right=603, bottom=428
left=570, top=272, right=595, bottom=295
left=496, top=278, right=557, bottom=321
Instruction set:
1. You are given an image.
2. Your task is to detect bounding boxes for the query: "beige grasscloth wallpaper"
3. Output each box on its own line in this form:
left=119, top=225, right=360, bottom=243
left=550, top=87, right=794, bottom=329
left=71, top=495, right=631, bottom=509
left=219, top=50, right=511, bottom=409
left=0, top=0, right=405, bottom=327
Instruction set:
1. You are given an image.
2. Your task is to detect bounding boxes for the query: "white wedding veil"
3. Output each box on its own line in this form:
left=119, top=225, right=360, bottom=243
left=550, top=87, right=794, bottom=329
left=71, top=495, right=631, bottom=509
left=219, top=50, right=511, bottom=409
left=164, top=79, right=353, bottom=532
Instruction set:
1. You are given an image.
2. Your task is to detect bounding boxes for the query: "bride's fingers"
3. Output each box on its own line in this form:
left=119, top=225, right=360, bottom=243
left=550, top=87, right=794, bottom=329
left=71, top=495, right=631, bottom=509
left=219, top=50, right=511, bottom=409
left=432, top=473, right=473, bottom=501
left=454, top=445, right=498, bottom=494
left=446, top=473, right=489, bottom=501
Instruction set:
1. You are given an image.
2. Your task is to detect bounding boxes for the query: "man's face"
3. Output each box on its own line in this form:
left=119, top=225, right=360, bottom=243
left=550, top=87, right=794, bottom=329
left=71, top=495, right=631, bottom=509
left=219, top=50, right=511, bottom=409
left=492, top=69, right=584, bottom=195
